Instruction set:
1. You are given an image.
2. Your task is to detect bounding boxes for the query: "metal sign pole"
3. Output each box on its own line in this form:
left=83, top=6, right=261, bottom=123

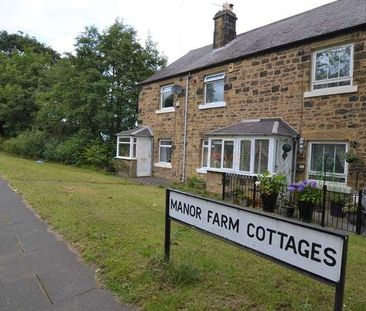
left=164, top=189, right=171, bottom=261
left=334, top=236, right=348, bottom=311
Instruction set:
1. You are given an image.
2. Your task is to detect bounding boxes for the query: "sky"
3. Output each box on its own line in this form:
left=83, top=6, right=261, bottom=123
left=0, top=0, right=335, bottom=64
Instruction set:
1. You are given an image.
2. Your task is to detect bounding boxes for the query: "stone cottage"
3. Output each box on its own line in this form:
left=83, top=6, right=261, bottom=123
left=116, top=0, right=366, bottom=192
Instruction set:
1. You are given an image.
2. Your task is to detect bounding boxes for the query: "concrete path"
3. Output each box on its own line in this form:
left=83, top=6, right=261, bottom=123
left=0, top=178, right=133, bottom=311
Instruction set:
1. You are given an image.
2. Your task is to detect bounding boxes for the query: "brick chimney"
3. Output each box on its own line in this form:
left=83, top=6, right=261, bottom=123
left=213, top=3, right=237, bottom=49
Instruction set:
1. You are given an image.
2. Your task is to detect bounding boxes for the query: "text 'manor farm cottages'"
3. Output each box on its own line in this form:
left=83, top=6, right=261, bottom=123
left=116, top=0, right=366, bottom=192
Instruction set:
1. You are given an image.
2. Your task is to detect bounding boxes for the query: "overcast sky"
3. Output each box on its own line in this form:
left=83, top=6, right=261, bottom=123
left=1, top=0, right=334, bottom=63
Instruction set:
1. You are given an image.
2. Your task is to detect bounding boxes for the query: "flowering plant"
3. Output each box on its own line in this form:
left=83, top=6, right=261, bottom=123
left=257, top=171, right=287, bottom=196
left=288, top=180, right=322, bottom=205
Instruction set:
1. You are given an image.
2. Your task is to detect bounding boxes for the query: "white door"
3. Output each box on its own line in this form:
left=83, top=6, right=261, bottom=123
left=136, top=137, right=152, bottom=177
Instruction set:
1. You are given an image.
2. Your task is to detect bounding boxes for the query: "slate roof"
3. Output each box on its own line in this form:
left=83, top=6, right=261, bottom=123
left=116, top=126, right=153, bottom=137
left=143, top=0, right=366, bottom=85
left=206, top=118, right=298, bottom=137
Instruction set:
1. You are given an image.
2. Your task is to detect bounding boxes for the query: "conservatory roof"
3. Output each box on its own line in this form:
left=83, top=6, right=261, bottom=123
left=116, top=126, right=153, bottom=137
left=206, top=118, right=298, bottom=137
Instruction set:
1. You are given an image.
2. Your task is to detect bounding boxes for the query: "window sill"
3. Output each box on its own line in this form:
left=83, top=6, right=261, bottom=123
left=304, top=85, right=358, bottom=98
left=154, top=162, right=172, bottom=169
left=196, top=167, right=208, bottom=174
left=114, top=156, right=136, bottom=160
left=155, top=107, right=175, bottom=114
left=198, top=101, right=226, bottom=110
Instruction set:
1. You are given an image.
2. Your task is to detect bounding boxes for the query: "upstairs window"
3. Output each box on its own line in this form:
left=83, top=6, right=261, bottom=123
left=312, top=44, right=353, bottom=90
left=204, top=73, right=225, bottom=104
left=117, top=137, right=137, bottom=159
left=160, top=85, right=174, bottom=109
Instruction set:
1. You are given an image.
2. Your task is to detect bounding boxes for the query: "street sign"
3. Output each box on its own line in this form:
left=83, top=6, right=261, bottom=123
left=164, top=189, right=348, bottom=311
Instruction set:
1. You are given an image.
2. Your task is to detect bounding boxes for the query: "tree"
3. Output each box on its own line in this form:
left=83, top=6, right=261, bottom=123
left=0, top=32, right=58, bottom=137
left=36, top=19, right=166, bottom=140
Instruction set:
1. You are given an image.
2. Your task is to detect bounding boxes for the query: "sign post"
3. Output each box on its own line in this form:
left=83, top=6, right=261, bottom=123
left=164, top=189, right=348, bottom=311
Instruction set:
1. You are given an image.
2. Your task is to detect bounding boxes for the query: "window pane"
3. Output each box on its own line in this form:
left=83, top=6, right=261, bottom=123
left=160, top=140, right=172, bottom=146
left=240, top=140, right=251, bottom=171
left=334, top=145, right=346, bottom=174
left=310, top=144, right=324, bottom=172
left=315, top=51, right=328, bottom=81
left=327, top=49, right=339, bottom=79
left=202, top=140, right=208, bottom=167
left=254, top=140, right=269, bottom=174
left=119, top=144, right=130, bottom=157
left=161, top=91, right=173, bottom=108
left=119, top=137, right=130, bottom=143
left=210, top=140, right=222, bottom=168
left=339, top=46, right=351, bottom=77
left=160, top=146, right=171, bottom=163
left=205, top=79, right=224, bottom=103
left=132, top=142, right=137, bottom=158
left=223, top=141, right=234, bottom=169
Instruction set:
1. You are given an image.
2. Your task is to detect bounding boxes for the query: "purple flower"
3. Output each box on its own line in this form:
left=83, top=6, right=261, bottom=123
left=298, top=184, right=305, bottom=192
left=288, top=185, right=296, bottom=192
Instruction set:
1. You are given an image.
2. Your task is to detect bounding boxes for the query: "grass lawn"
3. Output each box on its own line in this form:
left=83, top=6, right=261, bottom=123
left=0, top=152, right=365, bottom=310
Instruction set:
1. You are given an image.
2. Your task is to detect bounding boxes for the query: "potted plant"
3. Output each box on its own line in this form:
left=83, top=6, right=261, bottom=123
left=288, top=180, right=322, bottom=222
left=257, top=171, right=287, bottom=212
left=345, top=151, right=362, bottom=165
left=329, top=191, right=346, bottom=218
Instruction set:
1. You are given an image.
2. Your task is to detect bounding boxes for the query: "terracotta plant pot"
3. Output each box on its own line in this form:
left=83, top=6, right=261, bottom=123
left=298, top=201, right=314, bottom=223
left=261, top=193, right=277, bottom=212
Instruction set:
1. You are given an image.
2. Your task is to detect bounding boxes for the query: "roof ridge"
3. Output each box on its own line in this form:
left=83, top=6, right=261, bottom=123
left=235, top=0, right=338, bottom=40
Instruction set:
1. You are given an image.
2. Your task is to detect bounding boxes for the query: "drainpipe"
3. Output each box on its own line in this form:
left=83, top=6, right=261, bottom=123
left=181, top=73, right=190, bottom=183
left=292, top=138, right=298, bottom=183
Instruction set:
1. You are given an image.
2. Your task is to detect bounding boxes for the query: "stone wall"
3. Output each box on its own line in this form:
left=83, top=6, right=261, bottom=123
left=138, top=29, right=366, bottom=188
left=114, top=158, right=137, bottom=178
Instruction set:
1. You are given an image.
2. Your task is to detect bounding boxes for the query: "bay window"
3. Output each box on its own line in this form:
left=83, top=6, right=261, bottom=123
left=204, top=137, right=271, bottom=174
left=116, top=137, right=137, bottom=159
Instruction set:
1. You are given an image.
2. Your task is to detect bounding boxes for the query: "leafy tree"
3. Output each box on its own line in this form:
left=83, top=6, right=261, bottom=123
left=0, top=41, right=57, bottom=136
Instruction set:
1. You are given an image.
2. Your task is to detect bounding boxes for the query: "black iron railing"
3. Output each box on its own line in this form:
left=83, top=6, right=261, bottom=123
left=222, top=173, right=365, bottom=234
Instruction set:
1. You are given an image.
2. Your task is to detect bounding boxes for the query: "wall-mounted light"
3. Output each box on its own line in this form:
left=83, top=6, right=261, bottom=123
left=299, top=137, right=305, bottom=154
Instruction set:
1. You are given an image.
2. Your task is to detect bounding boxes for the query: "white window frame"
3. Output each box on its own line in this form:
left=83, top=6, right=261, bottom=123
left=307, top=141, right=349, bottom=186
left=197, top=137, right=274, bottom=175
left=201, top=139, right=209, bottom=168
left=157, top=84, right=175, bottom=113
left=199, top=73, right=226, bottom=109
left=305, top=44, right=358, bottom=98
left=155, top=139, right=172, bottom=168
left=116, top=136, right=137, bottom=159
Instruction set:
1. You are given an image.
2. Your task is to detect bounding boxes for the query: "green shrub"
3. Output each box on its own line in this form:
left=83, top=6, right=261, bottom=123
left=43, top=135, right=87, bottom=165
left=2, top=130, right=47, bottom=159
left=82, top=142, right=112, bottom=168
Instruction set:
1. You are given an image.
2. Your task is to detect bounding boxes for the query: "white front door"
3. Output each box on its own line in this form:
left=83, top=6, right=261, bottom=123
left=136, top=137, right=152, bottom=177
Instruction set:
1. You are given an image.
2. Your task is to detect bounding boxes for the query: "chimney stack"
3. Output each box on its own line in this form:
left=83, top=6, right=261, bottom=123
left=213, top=3, right=237, bottom=49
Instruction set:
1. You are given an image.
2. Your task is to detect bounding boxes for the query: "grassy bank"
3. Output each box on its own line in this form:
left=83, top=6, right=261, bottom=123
left=0, top=153, right=365, bottom=310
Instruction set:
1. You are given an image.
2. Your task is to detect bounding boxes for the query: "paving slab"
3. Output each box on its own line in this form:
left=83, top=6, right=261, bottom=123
left=45, top=289, right=131, bottom=311
left=0, top=275, right=51, bottom=311
left=0, top=177, right=134, bottom=310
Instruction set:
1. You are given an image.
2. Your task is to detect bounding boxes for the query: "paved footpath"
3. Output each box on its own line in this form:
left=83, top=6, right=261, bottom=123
left=0, top=178, right=133, bottom=311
